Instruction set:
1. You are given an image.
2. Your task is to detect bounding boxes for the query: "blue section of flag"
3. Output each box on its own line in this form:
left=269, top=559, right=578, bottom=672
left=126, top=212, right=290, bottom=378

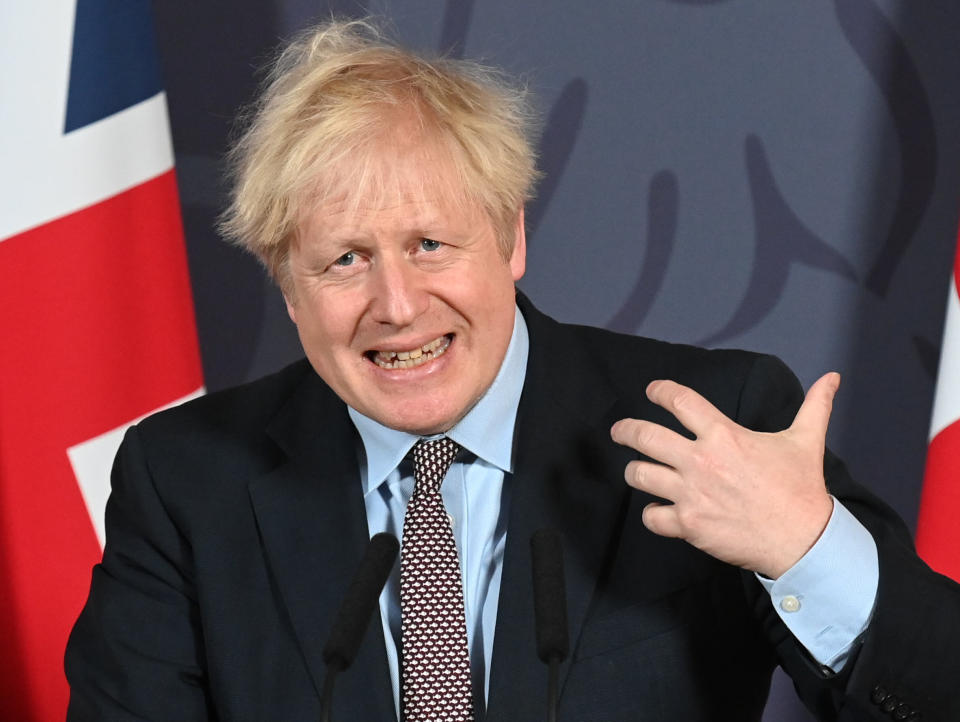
left=64, top=0, right=164, bottom=133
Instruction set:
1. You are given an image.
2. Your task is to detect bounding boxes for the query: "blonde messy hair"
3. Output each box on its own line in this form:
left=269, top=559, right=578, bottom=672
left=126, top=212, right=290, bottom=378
left=219, top=17, right=540, bottom=289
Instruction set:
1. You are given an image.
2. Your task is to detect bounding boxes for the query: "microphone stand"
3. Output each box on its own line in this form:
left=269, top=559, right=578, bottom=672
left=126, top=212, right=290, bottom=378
left=531, top=529, right=569, bottom=722
left=319, top=666, right=340, bottom=722
left=546, top=655, right=560, bottom=722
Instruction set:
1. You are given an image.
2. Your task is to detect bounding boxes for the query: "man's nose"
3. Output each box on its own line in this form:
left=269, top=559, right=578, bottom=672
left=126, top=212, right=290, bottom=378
left=369, top=256, right=429, bottom=326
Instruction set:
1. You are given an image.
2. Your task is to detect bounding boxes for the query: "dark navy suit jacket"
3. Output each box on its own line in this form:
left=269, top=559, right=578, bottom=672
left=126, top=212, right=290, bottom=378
left=66, top=295, right=960, bottom=721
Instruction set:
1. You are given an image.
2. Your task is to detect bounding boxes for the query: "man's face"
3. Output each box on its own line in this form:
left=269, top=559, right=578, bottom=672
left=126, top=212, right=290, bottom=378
left=284, top=150, right=526, bottom=435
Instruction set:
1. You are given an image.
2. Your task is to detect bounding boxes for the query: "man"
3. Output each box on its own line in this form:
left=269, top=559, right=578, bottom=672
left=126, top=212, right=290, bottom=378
left=66, top=18, right=959, bottom=721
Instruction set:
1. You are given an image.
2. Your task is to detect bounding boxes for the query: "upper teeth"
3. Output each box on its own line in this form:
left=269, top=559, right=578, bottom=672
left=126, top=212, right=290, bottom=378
left=374, top=336, right=449, bottom=369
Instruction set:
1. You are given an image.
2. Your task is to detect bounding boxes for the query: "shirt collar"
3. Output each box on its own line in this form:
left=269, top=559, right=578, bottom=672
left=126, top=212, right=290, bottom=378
left=349, top=305, right=529, bottom=497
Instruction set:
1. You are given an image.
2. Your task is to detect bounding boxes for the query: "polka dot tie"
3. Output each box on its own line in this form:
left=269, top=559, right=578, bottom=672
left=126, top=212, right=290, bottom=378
left=400, top=438, right=474, bottom=721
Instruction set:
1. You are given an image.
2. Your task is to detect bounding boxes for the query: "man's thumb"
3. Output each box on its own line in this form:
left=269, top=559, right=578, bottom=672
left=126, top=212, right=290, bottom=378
left=792, top=371, right=841, bottom=435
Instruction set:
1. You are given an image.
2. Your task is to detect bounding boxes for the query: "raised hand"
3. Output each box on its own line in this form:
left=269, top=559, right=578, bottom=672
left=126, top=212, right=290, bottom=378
left=610, top=373, right=840, bottom=579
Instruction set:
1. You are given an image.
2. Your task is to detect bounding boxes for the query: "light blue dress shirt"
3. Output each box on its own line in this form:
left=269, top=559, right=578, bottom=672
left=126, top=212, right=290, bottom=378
left=347, top=305, right=878, bottom=717
left=756, top=497, right=878, bottom=669
left=349, top=308, right=528, bottom=718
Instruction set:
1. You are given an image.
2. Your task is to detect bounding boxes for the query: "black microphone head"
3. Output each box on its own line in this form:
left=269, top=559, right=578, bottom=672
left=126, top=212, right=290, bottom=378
left=322, top=532, right=399, bottom=671
left=530, top=529, right=569, bottom=664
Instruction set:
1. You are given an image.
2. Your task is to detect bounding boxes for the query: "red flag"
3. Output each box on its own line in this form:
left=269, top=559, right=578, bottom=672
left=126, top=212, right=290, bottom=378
left=916, top=227, right=960, bottom=582
left=0, top=3, right=203, bottom=719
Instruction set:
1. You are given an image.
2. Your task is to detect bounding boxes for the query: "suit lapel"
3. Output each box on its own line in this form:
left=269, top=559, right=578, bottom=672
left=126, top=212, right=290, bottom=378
left=485, top=298, right=636, bottom=722
left=244, top=299, right=649, bottom=721
left=248, top=371, right=397, bottom=721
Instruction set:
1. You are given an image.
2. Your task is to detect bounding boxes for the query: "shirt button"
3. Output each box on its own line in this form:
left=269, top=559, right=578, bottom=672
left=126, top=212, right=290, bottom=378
left=780, top=595, right=801, bottom=613
left=447, top=513, right=455, bottom=527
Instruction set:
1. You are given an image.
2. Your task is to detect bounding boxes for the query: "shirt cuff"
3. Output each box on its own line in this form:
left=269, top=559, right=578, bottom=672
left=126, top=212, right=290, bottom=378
left=755, top=496, right=878, bottom=671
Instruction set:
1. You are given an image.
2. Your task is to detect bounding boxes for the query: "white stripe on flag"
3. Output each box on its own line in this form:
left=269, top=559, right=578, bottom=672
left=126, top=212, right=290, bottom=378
left=0, top=2, right=174, bottom=242
left=67, top=387, right=205, bottom=549
left=929, top=276, right=960, bottom=440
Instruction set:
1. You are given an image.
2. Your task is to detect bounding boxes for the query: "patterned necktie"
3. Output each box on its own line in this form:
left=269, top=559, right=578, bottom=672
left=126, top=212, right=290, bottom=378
left=400, top=437, right=474, bottom=721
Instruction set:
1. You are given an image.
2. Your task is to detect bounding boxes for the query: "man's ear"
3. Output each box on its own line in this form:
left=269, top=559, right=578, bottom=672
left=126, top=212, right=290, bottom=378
left=283, top=291, right=298, bottom=324
left=509, top=208, right=527, bottom=281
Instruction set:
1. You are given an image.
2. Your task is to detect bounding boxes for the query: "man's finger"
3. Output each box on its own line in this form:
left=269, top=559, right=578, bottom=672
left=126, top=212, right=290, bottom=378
left=791, top=372, right=841, bottom=437
left=641, top=502, right=683, bottom=539
left=645, top=379, right=726, bottom=438
left=611, top=418, right=693, bottom=468
left=624, top=459, right=681, bottom=501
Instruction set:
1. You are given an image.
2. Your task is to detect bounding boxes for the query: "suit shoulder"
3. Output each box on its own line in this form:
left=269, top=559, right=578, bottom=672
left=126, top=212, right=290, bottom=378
left=519, top=293, right=776, bottom=385
left=118, top=359, right=327, bottom=505
left=560, top=320, right=772, bottom=381
left=136, top=358, right=315, bottom=441
left=548, top=319, right=802, bottom=424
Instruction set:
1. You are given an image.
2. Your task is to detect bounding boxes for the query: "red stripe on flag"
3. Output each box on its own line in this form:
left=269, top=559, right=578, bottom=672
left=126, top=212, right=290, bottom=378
left=916, top=419, right=960, bottom=581
left=0, top=169, right=202, bottom=721
left=955, top=226, right=960, bottom=290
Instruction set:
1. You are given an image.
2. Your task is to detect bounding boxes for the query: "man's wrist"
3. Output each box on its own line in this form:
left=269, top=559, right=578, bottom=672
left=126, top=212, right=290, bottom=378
left=756, top=496, right=879, bottom=670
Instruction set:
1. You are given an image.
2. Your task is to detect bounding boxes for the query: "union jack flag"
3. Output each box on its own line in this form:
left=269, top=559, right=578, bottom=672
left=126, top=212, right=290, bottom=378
left=917, top=229, right=960, bottom=583
left=0, top=2, right=203, bottom=718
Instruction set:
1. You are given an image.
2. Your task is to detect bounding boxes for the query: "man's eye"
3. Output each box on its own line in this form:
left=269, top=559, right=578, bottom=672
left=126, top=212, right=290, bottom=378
left=333, top=252, right=355, bottom=266
left=420, top=238, right=441, bottom=252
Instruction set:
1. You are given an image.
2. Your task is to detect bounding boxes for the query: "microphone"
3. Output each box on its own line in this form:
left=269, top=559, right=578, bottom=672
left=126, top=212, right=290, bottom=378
left=531, top=529, right=569, bottom=722
left=320, top=532, right=399, bottom=722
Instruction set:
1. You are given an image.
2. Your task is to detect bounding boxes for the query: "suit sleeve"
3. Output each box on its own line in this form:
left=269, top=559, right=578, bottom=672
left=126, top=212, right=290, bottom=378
left=65, top=425, right=215, bottom=721
left=735, top=354, right=960, bottom=721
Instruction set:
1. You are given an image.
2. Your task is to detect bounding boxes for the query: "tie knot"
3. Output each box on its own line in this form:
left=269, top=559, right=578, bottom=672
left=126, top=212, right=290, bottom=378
left=412, top=437, right=461, bottom=494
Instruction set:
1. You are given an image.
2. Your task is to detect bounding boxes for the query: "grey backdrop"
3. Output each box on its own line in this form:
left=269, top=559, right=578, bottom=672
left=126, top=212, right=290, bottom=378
left=153, top=2, right=960, bottom=719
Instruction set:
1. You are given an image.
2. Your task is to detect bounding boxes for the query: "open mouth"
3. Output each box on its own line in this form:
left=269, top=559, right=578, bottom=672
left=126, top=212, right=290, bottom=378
left=368, top=334, right=452, bottom=369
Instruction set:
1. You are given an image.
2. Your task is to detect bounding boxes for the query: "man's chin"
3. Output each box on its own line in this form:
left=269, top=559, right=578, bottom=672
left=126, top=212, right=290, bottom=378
left=366, top=400, right=473, bottom=436
left=382, top=415, right=459, bottom=436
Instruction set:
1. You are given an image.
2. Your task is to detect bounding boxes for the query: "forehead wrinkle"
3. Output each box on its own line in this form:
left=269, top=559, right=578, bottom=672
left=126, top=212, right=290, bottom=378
left=302, top=171, right=483, bottom=247
left=319, top=202, right=445, bottom=242
left=303, top=193, right=479, bottom=256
